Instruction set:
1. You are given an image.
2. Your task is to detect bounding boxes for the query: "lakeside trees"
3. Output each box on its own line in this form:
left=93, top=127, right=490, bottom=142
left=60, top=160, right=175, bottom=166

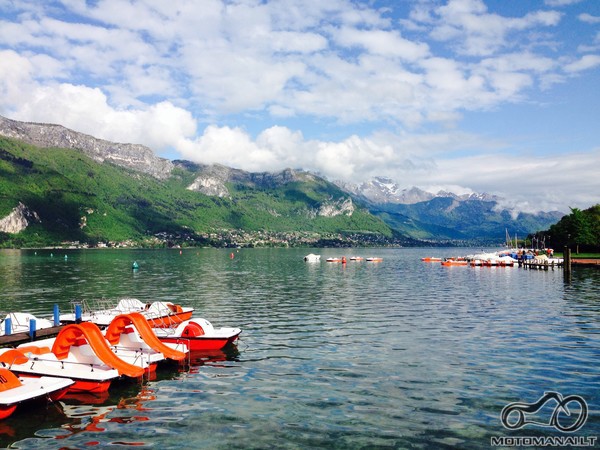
left=538, top=205, right=600, bottom=253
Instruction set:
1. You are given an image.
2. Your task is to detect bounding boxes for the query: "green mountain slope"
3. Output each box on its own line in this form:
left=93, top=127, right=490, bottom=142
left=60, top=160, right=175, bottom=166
left=0, top=137, right=395, bottom=248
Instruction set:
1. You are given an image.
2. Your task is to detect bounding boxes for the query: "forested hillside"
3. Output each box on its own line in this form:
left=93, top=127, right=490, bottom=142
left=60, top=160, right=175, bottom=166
left=0, top=137, right=396, bottom=248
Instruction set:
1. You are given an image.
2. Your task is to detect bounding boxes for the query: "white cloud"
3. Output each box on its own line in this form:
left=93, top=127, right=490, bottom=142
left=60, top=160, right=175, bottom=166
left=563, top=54, right=600, bottom=72
left=545, top=0, right=583, bottom=6
left=173, top=123, right=597, bottom=213
left=426, top=0, right=561, bottom=56
left=0, top=50, right=35, bottom=108
left=1, top=0, right=599, bottom=213
left=181, top=125, right=279, bottom=172
left=431, top=148, right=600, bottom=212
left=579, top=13, right=600, bottom=24
left=332, top=27, right=430, bottom=60
left=3, top=75, right=196, bottom=151
left=0, top=0, right=579, bottom=128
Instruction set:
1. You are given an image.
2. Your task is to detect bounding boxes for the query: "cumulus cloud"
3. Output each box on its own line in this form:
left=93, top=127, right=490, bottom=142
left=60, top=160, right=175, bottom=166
left=425, top=0, right=561, bottom=56
left=0, top=59, right=196, bottom=151
left=545, top=0, right=583, bottom=6
left=0, top=50, right=35, bottom=107
left=563, top=54, right=600, bottom=72
left=0, top=0, right=598, bottom=213
left=430, top=148, right=600, bottom=213
left=578, top=13, right=600, bottom=24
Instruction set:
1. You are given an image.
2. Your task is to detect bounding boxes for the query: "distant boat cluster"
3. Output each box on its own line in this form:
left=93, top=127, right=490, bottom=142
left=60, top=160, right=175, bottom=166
left=303, top=254, right=383, bottom=263
left=422, top=249, right=563, bottom=268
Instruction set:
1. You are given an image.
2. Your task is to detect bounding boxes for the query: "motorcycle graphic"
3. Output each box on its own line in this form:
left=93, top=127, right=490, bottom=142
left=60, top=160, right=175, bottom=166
left=501, top=391, right=588, bottom=433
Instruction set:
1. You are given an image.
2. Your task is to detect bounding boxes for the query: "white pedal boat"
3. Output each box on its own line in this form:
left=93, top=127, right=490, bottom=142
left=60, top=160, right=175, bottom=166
left=0, top=367, right=74, bottom=419
left=154, top=318, right=241, bottom=352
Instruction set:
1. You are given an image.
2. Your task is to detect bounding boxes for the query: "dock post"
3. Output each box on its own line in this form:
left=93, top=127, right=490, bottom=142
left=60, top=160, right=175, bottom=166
left=75, top=304, right=82, bottom=323
left=564, top=246, right=572, bottom=281
left=4, top=317, right=11, bottom=336
left=29, top=318, right=36, bottom=340
left=53, top=304, right=60, bottom=326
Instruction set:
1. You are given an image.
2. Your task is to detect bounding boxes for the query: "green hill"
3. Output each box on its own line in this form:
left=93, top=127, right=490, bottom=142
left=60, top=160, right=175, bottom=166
left=0, top=137, right=396, bottom=248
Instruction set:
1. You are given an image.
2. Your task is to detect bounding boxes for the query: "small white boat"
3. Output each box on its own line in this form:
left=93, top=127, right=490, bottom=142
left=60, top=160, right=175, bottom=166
left=0, top=367, right=74, bottom=419
left=60, top=298, right=194, bottom=327
left=0, top=313, right=54, bottom=336
left=303, top=254, right=321, bottom=262
left=326, top=257, right=346, bottom=263
left=154, top=318, right=242, bottom=352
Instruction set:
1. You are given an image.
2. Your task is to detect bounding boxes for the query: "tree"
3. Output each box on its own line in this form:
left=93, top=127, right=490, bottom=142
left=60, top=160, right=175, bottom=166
left=545, top=205, right=600, bottom=252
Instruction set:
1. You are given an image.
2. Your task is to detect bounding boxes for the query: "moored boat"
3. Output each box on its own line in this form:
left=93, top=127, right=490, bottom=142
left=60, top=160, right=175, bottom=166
left=326, top=257, right=346, bottom=263
left=0, top=313, right=54, bottom=336
left=366, top=257, right=383, bottom=262
left=0, top=367, right=74, bottom=419
left=60, top=298, right=194, bottom=327
left=303, top=254, right=321, bottom=262
left=0, top=322, right=146, bottom=393
left=441, top=259, right=468, bottom=266
left=421, top=257, right=442, bottom=262
left=153, top=318, right=242, bottom=352
left=103, top=312, right=188, bottom=368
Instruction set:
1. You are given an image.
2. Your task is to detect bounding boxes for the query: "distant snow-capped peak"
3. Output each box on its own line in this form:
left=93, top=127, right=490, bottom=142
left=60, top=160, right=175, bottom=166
left=340, top=177, right=499, bottom=205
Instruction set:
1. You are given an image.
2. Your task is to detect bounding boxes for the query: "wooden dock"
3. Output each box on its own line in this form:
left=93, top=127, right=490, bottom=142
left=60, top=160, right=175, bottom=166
left=520, top=260, right=563, bottom=270
left=0, top=325, right=65, bottom=348
left=572, top=258, right=600, bottom=267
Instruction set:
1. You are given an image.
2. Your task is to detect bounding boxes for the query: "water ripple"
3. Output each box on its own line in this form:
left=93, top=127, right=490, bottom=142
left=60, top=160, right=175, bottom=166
left=0, top=248, right=598, bottom=449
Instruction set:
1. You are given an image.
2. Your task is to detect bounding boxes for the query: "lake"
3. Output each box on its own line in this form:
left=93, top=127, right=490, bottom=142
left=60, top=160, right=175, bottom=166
left=0, top=247, right=598, bottom=449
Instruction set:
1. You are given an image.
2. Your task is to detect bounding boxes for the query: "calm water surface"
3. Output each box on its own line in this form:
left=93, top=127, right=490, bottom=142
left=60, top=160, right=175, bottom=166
left=0, top=247, right=598, bottom=449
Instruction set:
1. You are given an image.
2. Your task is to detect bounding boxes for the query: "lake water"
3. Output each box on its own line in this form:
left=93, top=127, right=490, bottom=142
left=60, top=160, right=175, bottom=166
left=0, top=247, right=598, bottom=449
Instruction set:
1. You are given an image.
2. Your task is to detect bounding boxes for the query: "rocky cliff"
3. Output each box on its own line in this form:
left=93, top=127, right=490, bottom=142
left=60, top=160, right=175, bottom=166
left=182, top=162, right=319, bottom=197
left=0, top=115, right=173, bottom=179
left=0, top=202, right=40, bottom=234
left=181, top=162, right=354, bottom=217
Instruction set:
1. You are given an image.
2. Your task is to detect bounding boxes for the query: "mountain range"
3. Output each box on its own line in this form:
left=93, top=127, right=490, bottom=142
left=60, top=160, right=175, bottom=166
left=339, top=177, right=564, bottom=242
left=0, top=115, right=563, bottom=247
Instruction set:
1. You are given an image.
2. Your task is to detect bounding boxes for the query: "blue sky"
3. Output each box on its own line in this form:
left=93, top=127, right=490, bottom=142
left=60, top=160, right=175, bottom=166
left=1, top=0, right=599, bottom=213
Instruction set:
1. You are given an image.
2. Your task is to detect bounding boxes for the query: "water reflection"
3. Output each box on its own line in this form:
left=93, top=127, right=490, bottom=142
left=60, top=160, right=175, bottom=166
left=58, top=385, right=155, bottom=440
left=0, top=248, right=598, bottom=449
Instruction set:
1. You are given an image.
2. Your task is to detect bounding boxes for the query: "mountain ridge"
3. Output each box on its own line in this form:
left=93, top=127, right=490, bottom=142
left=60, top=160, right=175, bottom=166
left=0, top=115, right=563, bottom=245
left=0, top=115, right=173, bottom=179
left=0, top=131, right=395, bottom=248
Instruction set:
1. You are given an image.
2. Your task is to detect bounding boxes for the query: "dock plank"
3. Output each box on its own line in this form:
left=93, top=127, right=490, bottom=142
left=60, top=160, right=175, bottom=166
left=0, top=325, right=65, bottom=347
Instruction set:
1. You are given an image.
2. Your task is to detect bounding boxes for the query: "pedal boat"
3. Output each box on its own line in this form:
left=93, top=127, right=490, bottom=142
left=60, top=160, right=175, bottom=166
left=441, top=258, right=468, bottom=266
left=153, top=318, right=242, bottom=352
left=0, top=323, right=145, bottom=393
left=60, top=298, right=194, bottom=328
left=102, top=312, right=188, bottom=371
left=0, top=367, right=74, bottom=419
left=326, top=257, right=346, bottom=263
